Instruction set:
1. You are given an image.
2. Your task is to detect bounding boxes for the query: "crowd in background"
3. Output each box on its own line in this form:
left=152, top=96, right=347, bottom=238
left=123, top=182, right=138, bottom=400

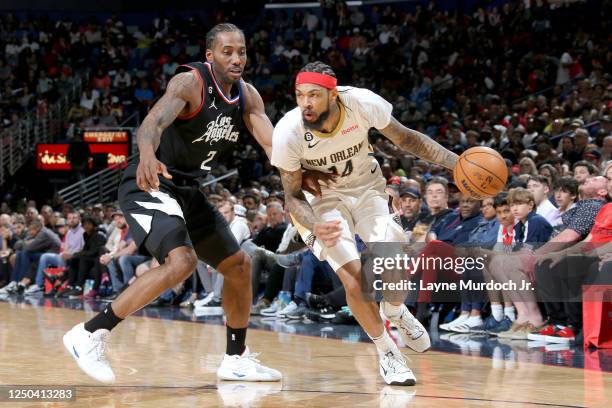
left=0, top=1, right=611, bottom=345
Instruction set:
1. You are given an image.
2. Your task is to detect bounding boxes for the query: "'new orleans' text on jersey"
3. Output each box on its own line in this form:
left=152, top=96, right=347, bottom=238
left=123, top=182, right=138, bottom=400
left=271, top=86, right=393, bottom=189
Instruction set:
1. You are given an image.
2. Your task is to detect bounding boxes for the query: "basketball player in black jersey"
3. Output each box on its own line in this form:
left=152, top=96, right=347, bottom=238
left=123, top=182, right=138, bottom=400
left=62, top=23, right=306, bottom=383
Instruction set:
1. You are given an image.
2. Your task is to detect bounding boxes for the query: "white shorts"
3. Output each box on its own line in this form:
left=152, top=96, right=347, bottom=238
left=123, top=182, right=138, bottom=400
left=295, top=177, right=407, bottom=272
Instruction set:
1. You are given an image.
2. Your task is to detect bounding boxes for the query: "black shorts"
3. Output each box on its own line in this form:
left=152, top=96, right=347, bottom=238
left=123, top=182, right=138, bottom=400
left=118, top=164, right=240, bottom=268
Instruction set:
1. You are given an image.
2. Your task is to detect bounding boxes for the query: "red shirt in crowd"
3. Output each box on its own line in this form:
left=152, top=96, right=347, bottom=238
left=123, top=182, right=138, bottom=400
left=589, top=203, right=612, bottom=243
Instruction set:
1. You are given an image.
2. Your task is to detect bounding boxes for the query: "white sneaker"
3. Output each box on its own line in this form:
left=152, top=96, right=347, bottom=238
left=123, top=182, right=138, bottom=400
left=439, top=313, right=468, bottom=331
left=63, top=323, right=115, bottom=383
left=379, top=350, right=416, bottom=386
left=194, top=292, right=215, bottom=308
left=276, top=301, right=298, bottom=318
left=260, top=298, right=282, bottom=317
left=381, top=302, right=430, bottom=353
left=217, top=346, right=282, bottom=381
left=24, top=284, right=42, bottom=296
left=449, top=316, right=483, bottom=333
left=0, top=281, right=17, bottom=294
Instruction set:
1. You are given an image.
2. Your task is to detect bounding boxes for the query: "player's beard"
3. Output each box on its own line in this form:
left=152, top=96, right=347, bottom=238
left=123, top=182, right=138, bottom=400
left=303, top=99, right=331, bottom=131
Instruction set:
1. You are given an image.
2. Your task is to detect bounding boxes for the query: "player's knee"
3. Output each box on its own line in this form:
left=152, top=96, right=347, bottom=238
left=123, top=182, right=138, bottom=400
left=167, top=249, right=197, bottom=284
left=219, top=250, right=251, bottom=280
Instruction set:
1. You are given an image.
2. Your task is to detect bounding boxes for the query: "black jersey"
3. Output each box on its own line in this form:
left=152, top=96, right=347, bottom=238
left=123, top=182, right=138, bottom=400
left=156, top=61, right=245, bottom=181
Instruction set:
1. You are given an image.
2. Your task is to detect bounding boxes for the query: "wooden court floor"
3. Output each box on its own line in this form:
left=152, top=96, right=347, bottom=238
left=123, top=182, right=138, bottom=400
left=0, top=302, right=610, bottom=407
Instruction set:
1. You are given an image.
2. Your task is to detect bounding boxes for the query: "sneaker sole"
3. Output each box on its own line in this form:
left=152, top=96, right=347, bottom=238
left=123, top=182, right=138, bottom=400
left=193, top=307, right=224, bottom=316
left=544, top=335, right=573, bottom=344
left=260, top=310, right=280, bottom=317
left=217, top=369, right=281, bottom=382
left=387, top=378, right=416, bottom=386
left=380, top=368, right=416, bottom=386
left=527, top=333, right=549, bottom=342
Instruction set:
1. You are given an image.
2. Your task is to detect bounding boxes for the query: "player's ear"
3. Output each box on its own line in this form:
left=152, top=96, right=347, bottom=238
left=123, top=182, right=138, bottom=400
left=329, top=87, right=338, bottom=102
left=205, top=49, right=213, bottom=63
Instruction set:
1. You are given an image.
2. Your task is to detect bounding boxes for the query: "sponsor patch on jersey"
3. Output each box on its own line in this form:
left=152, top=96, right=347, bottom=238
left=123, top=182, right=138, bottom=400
left=304, top=132, right=314, bottom=142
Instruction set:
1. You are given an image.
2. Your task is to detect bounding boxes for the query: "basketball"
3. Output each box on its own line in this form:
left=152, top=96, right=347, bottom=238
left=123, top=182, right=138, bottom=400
left=453, top=146, right=507, bottom=199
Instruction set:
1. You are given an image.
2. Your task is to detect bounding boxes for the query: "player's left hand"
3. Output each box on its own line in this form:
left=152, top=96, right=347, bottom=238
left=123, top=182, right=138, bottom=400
left=313, top=221, right=343, bottom=247
left=301, top=169, right=337, bottom=198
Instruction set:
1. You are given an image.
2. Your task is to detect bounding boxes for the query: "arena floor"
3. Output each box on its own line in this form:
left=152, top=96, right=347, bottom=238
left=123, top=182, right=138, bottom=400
left=0, top=298, right=610, bottom=407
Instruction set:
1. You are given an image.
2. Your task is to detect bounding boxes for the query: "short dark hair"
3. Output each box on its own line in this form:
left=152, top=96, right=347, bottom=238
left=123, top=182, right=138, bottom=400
left=527, top=175, right=551, bottom=188
left=573, top=160, right=598, bottom=175
left=493, top=192, right=509, bottom=208
left=81, top=215, right=99, bottom=228
left=299, top=61, right=336, bottom=78
left=206, top=23, right=244, bottom=49
left=553, top=176, right=579, bottom=197
left=27, top=219, right=42, bottom=229
left=425, top=177, right=449, bottom=196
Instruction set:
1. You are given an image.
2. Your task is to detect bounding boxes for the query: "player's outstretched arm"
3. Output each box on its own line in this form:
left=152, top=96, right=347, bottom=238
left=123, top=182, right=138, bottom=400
left=379, top=116, right=459, bottom=171
left=278, top=168, right=342, bottom=247
left=135, top=71, right=195, bottom=191
left=242, top=82, right=273, bottom=160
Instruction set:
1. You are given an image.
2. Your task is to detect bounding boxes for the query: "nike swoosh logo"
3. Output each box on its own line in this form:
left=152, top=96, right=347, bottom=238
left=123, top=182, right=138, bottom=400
left=370, top=164, right=378, bottom=173
left=232, top=372, right=246, bottom=378
left=308, top=140, right=321, bottom=148
left=72, top=345, right=80, bottom=359
left=380, top=364, right=387, bottom=376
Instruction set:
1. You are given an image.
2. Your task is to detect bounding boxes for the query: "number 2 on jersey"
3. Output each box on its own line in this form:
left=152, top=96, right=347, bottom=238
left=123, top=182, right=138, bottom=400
left=328, top=159, right=353, bottom=177
left=200, top=151, right=217, bottom=171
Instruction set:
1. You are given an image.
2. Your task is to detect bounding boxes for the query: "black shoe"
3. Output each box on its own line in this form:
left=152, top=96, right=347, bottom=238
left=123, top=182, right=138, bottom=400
left=148, top=297, right=172, bottom=307
left=56, top=285, right=78, bottom=298
left=306, top=306, right=336, bottom=322
left=44, top=289, right=57, bottom=298
left=306, top=293, right=331, bottom=310
left=331, top=307, right=357, bottom=325
left=67, top=286, right=83, bottom=299
left=101, top=292, right=119, bottom=302
left=202, top=299, right=222, bottom=307
left=15, top=284, right=26, bottom=294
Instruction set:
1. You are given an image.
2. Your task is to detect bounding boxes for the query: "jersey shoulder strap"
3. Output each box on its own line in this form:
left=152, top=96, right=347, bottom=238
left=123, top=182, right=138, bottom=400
left=173, top=62, right=206, bottom=120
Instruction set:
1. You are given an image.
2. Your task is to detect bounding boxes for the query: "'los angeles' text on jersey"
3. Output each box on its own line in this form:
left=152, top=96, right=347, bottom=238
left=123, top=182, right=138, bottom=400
left=156, top=61, right=244, bottom=180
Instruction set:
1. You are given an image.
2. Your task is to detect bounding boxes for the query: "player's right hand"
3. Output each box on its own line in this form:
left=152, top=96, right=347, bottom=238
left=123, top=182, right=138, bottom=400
left=302, top=169, right=338, bottom=198
left=137, top=154, right=173, bottom=192
left=313, top=220, right=343, bottom=247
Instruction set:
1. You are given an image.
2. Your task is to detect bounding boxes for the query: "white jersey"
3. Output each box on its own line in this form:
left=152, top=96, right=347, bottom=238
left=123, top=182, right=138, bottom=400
left=271, top=86, right=392, bottom=189
left=229, top=217, right=251, bottom=245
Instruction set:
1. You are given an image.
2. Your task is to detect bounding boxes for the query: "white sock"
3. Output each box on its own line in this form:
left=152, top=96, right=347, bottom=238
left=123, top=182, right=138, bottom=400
left=504, top=306, right=516, bottom=322
left=370, top=329, right=396, bottom=355
left=381, top=301, right=402, bottom=319
left=491, top=304, right=503, bottom=322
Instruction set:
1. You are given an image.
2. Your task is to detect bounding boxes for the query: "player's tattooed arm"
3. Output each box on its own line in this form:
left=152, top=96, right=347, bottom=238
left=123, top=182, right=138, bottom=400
left=242, top=82, right=273, bottom=160
left=279, top=168, right=317, bottom=230
left=279, top=168, right=343, bottom=247
left=135, top=71, right=196, bottom=192
left=379, top=116, right=459, bottom=171
left=136, top=71, right=195, bottom=155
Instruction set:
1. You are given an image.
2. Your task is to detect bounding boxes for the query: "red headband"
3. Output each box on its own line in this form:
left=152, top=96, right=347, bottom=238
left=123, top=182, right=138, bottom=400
left=295, top=72, right=337, bottom=89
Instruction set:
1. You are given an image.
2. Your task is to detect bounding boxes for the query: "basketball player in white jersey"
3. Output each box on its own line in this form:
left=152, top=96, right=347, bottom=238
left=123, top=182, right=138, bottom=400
left=272, top=62, right=459, bottom=386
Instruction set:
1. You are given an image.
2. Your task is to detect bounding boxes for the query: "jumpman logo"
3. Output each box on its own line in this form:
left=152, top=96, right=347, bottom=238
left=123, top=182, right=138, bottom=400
left=209, top=97, right=218, bottom=110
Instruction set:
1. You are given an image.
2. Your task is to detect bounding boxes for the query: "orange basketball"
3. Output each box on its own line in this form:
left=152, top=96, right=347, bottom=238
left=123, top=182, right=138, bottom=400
left=453, top=146, right=507, bottom=199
